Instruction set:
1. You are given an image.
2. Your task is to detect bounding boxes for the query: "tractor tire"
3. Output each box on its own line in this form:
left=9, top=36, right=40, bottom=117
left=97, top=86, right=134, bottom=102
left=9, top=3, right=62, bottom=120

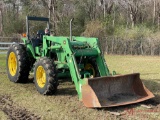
left=85, top=58, right=100, bottom=77
left=6, top=44, right=31, bottom=83
left=34, top=57, right=58, bottom=95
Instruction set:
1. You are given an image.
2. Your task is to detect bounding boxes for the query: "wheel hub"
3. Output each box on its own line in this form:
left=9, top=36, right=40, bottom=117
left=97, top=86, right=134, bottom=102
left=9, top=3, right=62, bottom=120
left=8, top=52, right=17, bottom=76
left=84, top=63, right=95, bottom=77
left=36, top=66, right=46, bottom=88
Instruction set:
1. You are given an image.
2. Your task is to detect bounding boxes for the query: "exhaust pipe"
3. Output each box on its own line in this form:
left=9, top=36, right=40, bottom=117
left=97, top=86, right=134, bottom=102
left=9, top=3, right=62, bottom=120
left=70, top=18, right=74, bottom=41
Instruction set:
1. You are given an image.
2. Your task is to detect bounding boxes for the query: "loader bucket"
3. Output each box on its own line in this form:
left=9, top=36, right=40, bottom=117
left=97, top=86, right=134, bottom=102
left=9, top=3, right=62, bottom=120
left=82, top=73, right=154, bottom=108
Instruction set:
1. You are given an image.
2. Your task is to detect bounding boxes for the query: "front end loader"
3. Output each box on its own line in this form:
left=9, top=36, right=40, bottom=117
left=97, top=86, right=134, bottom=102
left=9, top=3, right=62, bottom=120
left=6, top=16, right=154, bottom=108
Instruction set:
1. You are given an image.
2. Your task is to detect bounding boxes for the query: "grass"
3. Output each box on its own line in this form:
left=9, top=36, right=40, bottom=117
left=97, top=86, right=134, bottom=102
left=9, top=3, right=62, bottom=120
left=105, top=55, right=160, bottom=80
left=0, top=54, right=160, bottom=120
left=0, top=54, right=6, bottom=67
left=0, top=111, right=8, bottom=120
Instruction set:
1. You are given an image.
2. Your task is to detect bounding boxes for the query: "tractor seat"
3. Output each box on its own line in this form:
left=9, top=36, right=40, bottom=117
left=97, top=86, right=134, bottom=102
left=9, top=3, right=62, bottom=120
left=31, top=30, right=45, bottom=48
left=37, top=30, right=45, bottom=42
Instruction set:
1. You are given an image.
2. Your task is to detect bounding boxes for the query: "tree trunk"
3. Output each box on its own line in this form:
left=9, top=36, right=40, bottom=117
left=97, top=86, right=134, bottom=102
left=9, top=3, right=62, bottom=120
left=0, top=9, right=3, bottom=36
left=158, top=3, right=160, bottom=30
left=52, top=0, right=57, bottom=35
left=103, top=0, right=106, bottom=18
left=153, top=0, right=156, bottom=24
left=0, top=1, right=3, bottom=36
left=48, top=0, right=52, bottom=23
left=112, top=3, right=115, bottom=28
left=130, top=13, right=134, bottom=28
left=140, top=41, right=144, bottom=55
left=158, top=14, right=160, bottom=30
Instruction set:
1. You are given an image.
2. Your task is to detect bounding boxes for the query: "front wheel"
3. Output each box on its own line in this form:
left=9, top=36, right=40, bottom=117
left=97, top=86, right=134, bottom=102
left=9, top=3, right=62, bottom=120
left=34, top=58, right=58, bottom=95
left=6, top=44, right=30, bottom=83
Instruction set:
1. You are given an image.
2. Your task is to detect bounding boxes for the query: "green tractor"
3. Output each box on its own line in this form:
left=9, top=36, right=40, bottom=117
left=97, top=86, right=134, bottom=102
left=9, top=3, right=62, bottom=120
left=6, top=16, right=154, bottom=108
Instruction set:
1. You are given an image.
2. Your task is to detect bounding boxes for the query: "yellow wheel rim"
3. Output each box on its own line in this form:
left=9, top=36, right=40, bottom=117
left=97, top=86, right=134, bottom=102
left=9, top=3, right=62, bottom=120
left=84, top=63, right=96, bottom=77
left=36, top=66, right=46, bottom=88
left=8, top=52, right=17, bottom=76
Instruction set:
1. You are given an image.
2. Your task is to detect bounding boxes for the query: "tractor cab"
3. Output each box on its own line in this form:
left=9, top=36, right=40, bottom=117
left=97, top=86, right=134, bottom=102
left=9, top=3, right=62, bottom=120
left=24, top=16, right=50, bottom=55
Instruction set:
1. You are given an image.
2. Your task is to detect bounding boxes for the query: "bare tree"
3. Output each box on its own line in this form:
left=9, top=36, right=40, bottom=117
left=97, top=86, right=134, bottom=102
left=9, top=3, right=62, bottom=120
left=98, top=0, right=115, bottom=18
left=0, top=1, right=3, bottom=36
left=119, top=0, right=151, bottom=28
left=40, top=0, right=58, bottom=34
left=157, top=1, right=160, bottom=30
left=153, top=0, right=156, bottom=24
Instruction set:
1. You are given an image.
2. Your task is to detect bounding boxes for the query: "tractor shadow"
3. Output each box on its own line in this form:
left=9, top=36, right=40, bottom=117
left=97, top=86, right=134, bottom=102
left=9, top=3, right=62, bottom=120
left=142, top=79, right=160, bottom=104
left=142, top=79, right=160, bottom=93
left=56, top=87, right=77, bottom=96
left=56, top=78, right=77, bottom=96
left=27, top=77, right=34, bottom=83
left=28, top=77, right=77, bottom=96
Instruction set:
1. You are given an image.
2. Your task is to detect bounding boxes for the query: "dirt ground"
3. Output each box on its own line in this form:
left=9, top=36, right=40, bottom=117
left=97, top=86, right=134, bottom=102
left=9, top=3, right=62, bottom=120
left=1, top=55, right=160, bottom=120
left=0, top=95, right=41, bottom=120
left=0, top=80, right=160, bottom=120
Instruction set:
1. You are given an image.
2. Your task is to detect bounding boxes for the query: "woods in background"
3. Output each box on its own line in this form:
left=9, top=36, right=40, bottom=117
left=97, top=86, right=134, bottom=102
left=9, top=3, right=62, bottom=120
left=0, top=0, right=160, bottom=55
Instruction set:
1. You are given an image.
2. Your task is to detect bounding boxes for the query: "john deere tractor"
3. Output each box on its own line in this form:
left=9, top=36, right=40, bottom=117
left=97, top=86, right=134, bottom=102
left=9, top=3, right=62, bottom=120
left=6, top=16, right=154, bottom=108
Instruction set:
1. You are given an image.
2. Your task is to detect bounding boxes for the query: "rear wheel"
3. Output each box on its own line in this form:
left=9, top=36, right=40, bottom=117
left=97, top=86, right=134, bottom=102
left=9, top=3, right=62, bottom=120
left=6, top=44, right=30, bottom=83
left=34, top=58, right=58, bottom=95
